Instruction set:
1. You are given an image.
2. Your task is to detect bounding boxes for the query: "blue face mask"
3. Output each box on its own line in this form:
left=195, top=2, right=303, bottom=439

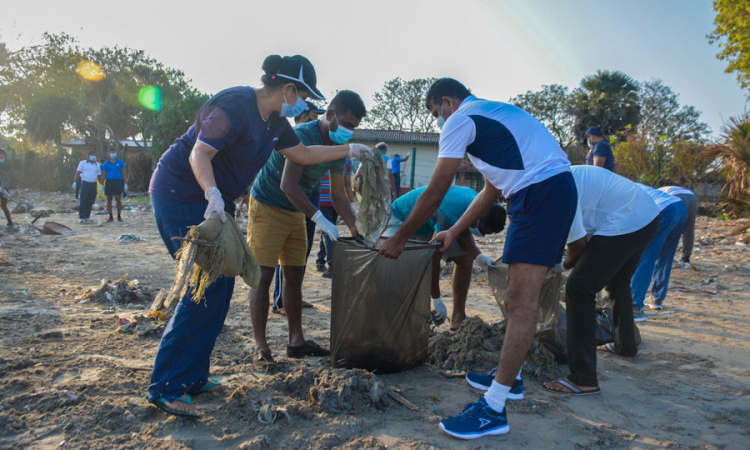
left=437, top=103, right=447, bottom=129
left=329, top=112, right=353, bottom=144
left=89, top=155, right=97, bottom=162
left=110, top=153, right=117, bottom=159
left=0, top=159, right=4, bottom=164
left=470, top=227, right=483, bottom=237
left=280, top=86, right=308, bottom=118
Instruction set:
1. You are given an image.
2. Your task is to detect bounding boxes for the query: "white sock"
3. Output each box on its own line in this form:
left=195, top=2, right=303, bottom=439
left=483, top=380, right=510, bottom=412
left=516, top=367, right=523, bottom=381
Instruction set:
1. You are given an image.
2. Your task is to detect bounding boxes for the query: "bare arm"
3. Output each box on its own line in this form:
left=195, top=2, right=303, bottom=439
left=280, top=143, right=351, bottom=166
left=330, top=172, right=358, bottom=236
left=188, top=141, right=220, bottom=192
left=280, top=159, right=318, bottom=218
left=564, top=238, right=587, bottom=270
left=379, top=158, right=461, bottom=258
left=344, top=174, right=354, bottom=203
left=122, top=167, right=128, bottom=184
left=593, top=156, right=606, bottom=168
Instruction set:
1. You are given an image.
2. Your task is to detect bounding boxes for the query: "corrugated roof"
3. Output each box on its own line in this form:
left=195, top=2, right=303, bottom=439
left=61, top=139, right=152, bottom=148
left=351, top=129, right=439, bottom=145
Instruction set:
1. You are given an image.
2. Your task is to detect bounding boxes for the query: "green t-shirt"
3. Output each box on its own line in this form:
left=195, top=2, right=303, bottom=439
left=251, top=120, right=346, bottom=211
left=391, top=186, right=478, bottom=237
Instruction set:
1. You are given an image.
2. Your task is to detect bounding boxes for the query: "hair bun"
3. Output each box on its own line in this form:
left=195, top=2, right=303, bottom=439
left=262, top=54, right=283, bottom=75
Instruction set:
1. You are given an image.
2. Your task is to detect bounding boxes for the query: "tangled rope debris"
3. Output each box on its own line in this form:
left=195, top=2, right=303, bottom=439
left=355, top=152, right=392, bottom=248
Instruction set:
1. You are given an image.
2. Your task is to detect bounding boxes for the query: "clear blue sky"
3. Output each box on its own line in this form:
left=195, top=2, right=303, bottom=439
left=2, top=0, right=747, bottom=136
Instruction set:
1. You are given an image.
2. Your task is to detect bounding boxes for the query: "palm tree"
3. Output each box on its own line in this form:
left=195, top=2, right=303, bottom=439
left=702, top=114, right=750, bottom=201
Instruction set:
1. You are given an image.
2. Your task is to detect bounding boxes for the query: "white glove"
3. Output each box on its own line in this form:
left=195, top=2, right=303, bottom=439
left=312, top=210, right=339, bottom=241
left=432, top=297, right=447, bottom=321
left=99, top=185, right=105, bottom=195
left=72, top=182, right=77, bottom=190
left=348, top=143, right=373, bottom=160
left=1, top=189, right=9, bottom=197
left=204, top=186, right=226, bottom=222
left=475, top=254, right=495, bottom=270
left=350, top=203, right=358, bottom=216
left=124, top=183, right=128, bottom=192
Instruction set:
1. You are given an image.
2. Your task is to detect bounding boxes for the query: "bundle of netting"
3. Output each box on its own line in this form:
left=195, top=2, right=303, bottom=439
left=356, top=151, right=392, bottom=248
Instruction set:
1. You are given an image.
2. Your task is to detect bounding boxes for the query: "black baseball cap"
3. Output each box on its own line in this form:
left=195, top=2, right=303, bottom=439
left=274, top=55, right=325, bottom=101
left=305, top=101, right=326, bottom=114
left=585, top=127, right=603, bottom=138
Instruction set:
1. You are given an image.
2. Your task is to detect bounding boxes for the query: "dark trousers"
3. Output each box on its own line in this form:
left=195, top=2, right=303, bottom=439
left=565, top=217, right=660, bottom=387
left=79, top=181, right=97, bottom=219
left=272, top=216, right=317, bottom=311
left=316, top=206, right=338, bottom=266
left=0, top=194, right=12, bottom=225
left=676, top=193, right=697, bottom=262
left=148, top=194, right=235, bottom=403
left=393, top=172, right=401, bottom=197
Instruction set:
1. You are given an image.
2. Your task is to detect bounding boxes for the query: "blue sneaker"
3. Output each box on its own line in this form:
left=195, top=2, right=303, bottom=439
left=465, top=368, right=524, bottom=399
left=439, top=397, right=509, bottom=440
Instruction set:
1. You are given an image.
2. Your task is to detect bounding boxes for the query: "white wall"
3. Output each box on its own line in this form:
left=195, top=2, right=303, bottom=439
left=349, top=140, right=439, bottom=190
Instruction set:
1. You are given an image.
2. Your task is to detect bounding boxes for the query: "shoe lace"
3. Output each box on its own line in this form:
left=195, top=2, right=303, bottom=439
left=457, top=401, right=484, bottom=420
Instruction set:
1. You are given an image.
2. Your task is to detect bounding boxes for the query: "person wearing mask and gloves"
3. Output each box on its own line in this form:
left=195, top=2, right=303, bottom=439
left=248, top=90, right=366, bottom=362
left=74, top=151, right=101, bottom=224
left=146, top=54, right=372, bottom=420
left=101, top=149, right=128, bottom=222
left=0, top=148, right=14, bottom=230
left=383, top=185, right=507, bottom=330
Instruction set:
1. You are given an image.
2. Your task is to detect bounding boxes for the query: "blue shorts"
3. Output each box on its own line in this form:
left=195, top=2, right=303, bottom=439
left=502, top=171, right=578, bottom=267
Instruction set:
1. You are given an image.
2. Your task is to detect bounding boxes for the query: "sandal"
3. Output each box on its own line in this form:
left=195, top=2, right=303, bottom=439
left=254, top=350, right=275, bottom=366
left=273, top=308, right=287, bottom=316
left=542, top=378, right=600, bottom=396
left=287, top=340, right=330, bottom=358
left=153, top=395, right=200, bottom=419
left=302, top=301, right=314, bottom=308
left=597, top=343, right=617, bottom=354
left=191, top=378, right=230, bottom=397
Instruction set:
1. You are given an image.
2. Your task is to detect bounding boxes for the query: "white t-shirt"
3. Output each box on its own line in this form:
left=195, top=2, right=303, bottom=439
left=639, top=184, right=681, bottom=211
left=437, top=96, right=571, bottom=198
left=659, top=186, right=695, bottom=197
left=77, top=160, right=101, bottom=183
left=567, top=166, right=660, bottom=243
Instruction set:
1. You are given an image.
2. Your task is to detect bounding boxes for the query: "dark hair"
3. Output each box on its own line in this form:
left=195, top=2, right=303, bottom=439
left=260, top=54, right=309, bottom=93
left=375, top=142, right=388, bottom=152
left=329, top=90, right=367, bottom=119
left=425, top=78, right=471, bottom=109
left=88, top=150, right=96, bottom=155
left=479, top=204, right=507, bottom=235
left=0, top=148, right=7, bottom=155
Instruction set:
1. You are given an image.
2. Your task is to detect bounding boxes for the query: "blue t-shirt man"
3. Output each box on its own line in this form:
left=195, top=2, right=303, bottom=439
left=251, top=120, right=346, bottom=211
left=102, top=159, right=125, bottom=180
left=149, top=86, right=301, bottom=214
left=391, top=156, right=403, bottom=174
left=391, top=185, right=480, bottom=237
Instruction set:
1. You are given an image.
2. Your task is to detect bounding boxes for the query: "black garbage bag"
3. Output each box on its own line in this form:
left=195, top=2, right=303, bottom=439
left=595, top=306, right=642, bottom=347
left=489, top=263, right=568, bottom=360
left=330, top=238, right=436, bottom=373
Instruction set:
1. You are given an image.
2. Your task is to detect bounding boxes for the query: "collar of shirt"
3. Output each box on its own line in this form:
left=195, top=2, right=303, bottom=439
left=459, top=95, right=480, bottom=109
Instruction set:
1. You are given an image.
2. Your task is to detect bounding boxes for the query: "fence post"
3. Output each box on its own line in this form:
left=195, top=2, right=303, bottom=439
left=410, top=146, right=416, bottom=189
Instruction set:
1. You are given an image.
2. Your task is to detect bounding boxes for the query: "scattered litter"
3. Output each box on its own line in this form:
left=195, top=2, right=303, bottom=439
left=309, top=368, right=390, bottom=413
left=77, top=275, right=156, bottom=306
left=116, top=312, right=167, bottom=336
left=11, top=201, right=34, bottom=214
left=118, top=234, right=146, bottom=244
left=41, top=222, right=73, bottom=236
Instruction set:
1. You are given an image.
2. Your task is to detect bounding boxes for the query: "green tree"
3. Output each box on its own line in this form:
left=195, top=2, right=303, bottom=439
left=708, top=0, right=750, bottom=96
left=571, top=70, right=641, bottom=141
left=364, top=77, right=438, bottom=132
left=509, top=84, right=576, bottom=150
left=639, top=79, right=710, bottom=148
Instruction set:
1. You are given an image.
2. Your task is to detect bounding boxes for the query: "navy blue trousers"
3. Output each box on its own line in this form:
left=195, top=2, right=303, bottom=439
left=148, top=193, right=235, bottom=403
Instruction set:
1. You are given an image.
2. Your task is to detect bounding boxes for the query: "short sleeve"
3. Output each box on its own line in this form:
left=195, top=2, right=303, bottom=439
left=593, top=142, right=611, bottom=158
left=567, top=205, right=587, bottom=244
left=119, top=160, right=125, bottom=169
left=275, top=120, right=301, bottom=151
left=76, top=161, right=84, bottom=172
left=95, top=164, right=102, bottom=175
left=196, top=93, right=250, bottom=152
left=438, top=114, right=476, bottom=159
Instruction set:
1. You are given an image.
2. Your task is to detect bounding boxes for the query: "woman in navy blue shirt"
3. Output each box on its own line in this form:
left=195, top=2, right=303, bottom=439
left=148, top=54, right=371, bottom=419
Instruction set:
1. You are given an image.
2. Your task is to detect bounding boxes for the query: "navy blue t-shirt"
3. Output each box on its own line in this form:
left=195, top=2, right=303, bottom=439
left=586, top=140, right=615, bottom=172
left=149, top=86, right=301, bottom=214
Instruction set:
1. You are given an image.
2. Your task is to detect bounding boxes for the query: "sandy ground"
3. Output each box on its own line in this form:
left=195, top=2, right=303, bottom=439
left=1, top=191, right=749, bottom=449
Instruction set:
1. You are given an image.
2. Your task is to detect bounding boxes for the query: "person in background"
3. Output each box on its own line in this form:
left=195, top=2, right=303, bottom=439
left=249, top=90, right=366, bottom=363
left=542, top=165, right=659, bottom=395
left=145, top=54, right=371, bottom=419
left=0, top=148, right=14, bottom=230
left=629, top=185, right=687, bottom=320
left=584, top=127, right=615, bottom=172
left=391, top=153, right=409, bottom=197
left=659, top=186, right=697, bottom=269
left=380, top=78, right=577, bottom=440
left=315, top=157, right=354, bottom=277
left=383, top=185, right=506, bottom=330
left=375, top=142, right=397, bottom=198
left=74, top=151, right=101, bottom=224
left=294, top=101, right=326, bottom=125
left=101, top=149, right=128, bottom=222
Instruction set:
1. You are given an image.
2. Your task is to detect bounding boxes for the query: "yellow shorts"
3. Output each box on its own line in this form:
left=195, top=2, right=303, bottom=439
left=247, top=196, right=307, bottom=267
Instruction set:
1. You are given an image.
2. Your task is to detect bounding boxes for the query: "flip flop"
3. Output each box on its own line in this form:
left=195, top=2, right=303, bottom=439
left=542, top=378, right=601, bottom=396
left=302, top=301, right=314, bottom=308
left=597, top=343, right=617, bottom=354
left=153, top=395, right=200, bottom=419
left=272, top=308, right=287, bottom=316
left=191, top=378, right=230, bottom=397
